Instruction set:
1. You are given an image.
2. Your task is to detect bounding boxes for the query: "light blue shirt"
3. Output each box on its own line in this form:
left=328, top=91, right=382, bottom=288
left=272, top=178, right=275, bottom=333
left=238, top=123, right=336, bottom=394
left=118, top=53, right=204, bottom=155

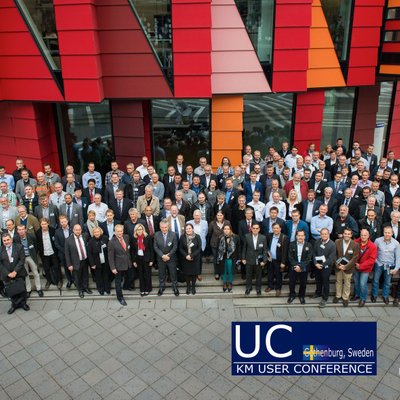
left=0, top=174, right=15, bottom=190
left=82, top=171, right=102, bottom=189
left=270, top=235, right=279, bottom=260
left=310, top=215, right=333, bottom=240
left=375, top=237, right=400, bottom=270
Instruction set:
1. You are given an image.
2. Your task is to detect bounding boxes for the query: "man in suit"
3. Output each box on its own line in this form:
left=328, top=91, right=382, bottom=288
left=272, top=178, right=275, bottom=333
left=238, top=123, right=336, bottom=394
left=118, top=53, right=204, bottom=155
left=174, top=190, right=191, bottom=221
left=103, top=172, right=125, bottom=205
left=61, top=165, right=82, bottom=187
left=166, top=173, right=183, bottom=200
left=386, top=150, right=400, bottom=174
left=175, top=154, right=186, bottom=177
left=332, top=205, right=359, bottom=240
left=0, top=233, right=29, bottom=314
left=285, top=209, right=310, bottom=242
left=83, top=179, right=102, bottom=204
left=244, top=172, right=263, bottom=203
left=259, top=165, right=280, bottom=192
left=124, top=171, right=146, bottom=207
left=238, top=208, right=255, bottom=279
left=34, top=195, right=59, bottom=229
left=287, top=229, right=313, bottom=304
left=162, top=166, right=176, bottom=188
left=334, top=227, right=360, bottom=307
left=108, top=224, right=133, bottom=306
left=141, top=206, right=160, bottom=237
left=0, top=197, right=18, bottom=229
left=109, top=189, right=131, bottom=223
left=224, top=178, right=239, bottom=210
left=73, top=188, right=90, bottom=222
left=136, top=185, right=160, bottom=216
left=312, top=228, right=336, bottom=307
left=242, top=222, right=268, bottom=295
left=199, top=165, right=217, bottom=189
left=191, top=192, right=213, bottom=222
left=384, top=210, right=400, bottom=242
left=265, top=223, right=288, bottom=296
left=265, top=179, right=287, bottom=203
left=301, top=189, right=322, bottom=225
left=59, top=193, right=84, bottom=228
left=384, top=174, right=400, bottom=206
left=65, top=224, right=93, bottom=298
left=262, top=206, right=285, bottom=236
left=358, top=195, right=383, bottom=222
left=358, top=209, right=382, bottom=242
left=309, top=171, right=327, bottom=199
left=154, top=219, right=179, bottom=296
left=100, top=209, right=121, bottom=238
left=16, top=224, right=43, bottom=297
left=21, top=185, right=39, bottom=214
left=166, top=205, right=185, bottom=242
left=15, top=169, right=37, bottom=201
left=54, top=215, right=74, bottom=288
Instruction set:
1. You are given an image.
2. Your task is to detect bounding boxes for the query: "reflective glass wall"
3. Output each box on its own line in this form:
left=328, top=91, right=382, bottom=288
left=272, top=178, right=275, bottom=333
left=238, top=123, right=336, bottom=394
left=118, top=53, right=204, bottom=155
left=321, top=88, right=355, bottom=149
left=243, top=93, right=294, bottom=154
left=151, top=99, right=210, bottom=175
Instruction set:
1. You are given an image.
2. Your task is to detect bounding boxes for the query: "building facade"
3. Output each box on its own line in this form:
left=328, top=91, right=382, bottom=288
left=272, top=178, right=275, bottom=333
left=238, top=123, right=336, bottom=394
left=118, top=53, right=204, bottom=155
left=0, top=0, right=399, bottom=175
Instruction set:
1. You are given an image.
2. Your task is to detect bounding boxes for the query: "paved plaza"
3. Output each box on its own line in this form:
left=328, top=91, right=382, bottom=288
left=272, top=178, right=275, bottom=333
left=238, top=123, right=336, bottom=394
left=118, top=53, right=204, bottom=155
left=0, top=297, right=399, bottom=400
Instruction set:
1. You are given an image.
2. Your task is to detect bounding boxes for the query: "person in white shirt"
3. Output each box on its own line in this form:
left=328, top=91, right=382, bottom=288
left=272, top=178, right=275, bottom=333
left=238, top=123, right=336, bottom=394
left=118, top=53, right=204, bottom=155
left=87, top=194, right=108, bottom=223
left=247, top=191, right=266, bottom=222
left=136, top=156, right=150, bottom=179
left=265, top=192, right=286, bottom=220
left=284, top=146, right=300, bottom=169
left=49, top=182, right=67, bottom=208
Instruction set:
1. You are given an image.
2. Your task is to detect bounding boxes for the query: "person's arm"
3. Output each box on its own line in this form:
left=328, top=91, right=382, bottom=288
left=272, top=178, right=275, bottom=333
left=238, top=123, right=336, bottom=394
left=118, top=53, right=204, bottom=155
left=13, top=246, right=26, bottom=274
left=107, top=240, right=116, bottom=272
left=310, top=218, right=317, bottom=236
left=393, top=243, right=400, bottom=272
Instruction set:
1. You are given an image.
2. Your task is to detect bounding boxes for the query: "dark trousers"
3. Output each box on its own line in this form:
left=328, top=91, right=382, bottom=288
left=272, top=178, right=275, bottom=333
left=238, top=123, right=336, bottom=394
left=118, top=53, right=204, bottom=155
left=268, top=260, right=283, bottom=290
left=95, top=263, right=111, bottom=294
left=289, top=269, right=308, bottom=297
left=59, top=254, right=73, bottom=284
left=10, top=290, right=27, bottom=308
left=158, top=260, right=177, bottom=290
left=185, top=275, right=197, bottom=288
left=42, top=254, right=61, bottom=285
left=73, top=260, right=89, bottom=292
left=114, top=270, right=129, bottom=300
left=137, top=257, right=152, bottom=293
left=246, top=264, right=262, bottom=291
left=211, top=247, right=219, bottom=275
left=314, top=267, right=330, bottom=300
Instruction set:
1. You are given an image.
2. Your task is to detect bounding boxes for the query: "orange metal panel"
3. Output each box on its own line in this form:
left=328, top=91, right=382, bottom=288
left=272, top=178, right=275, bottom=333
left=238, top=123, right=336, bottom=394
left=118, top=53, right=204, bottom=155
left=212, top=95, right=244, bottom=112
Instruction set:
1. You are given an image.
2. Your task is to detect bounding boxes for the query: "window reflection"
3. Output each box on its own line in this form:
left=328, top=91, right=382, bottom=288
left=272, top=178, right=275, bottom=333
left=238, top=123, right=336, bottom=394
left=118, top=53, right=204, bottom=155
left=243, top=93, right=293, bottom=153
left=321, top=0, right=352, bottom=62
left=321, top=88, right=355, bottom=149
left=151, top=100, right=210, bottom=175
left=375, top=82, right=394, bottom=158
left=384, top=31, right=400, bottom=42
left=387, top=8, right=400, bottom=20
left=57, top=102, right=114, bottom=176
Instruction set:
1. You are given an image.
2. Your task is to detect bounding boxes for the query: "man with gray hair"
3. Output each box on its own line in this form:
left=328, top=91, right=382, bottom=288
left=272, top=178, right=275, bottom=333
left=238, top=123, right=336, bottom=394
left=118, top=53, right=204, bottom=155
left=136, top=185, right=160, bottom=216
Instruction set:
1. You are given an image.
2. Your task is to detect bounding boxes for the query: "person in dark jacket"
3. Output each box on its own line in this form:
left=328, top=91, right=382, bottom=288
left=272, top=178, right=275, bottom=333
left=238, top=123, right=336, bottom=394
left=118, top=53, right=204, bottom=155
left=179, top=223, right=202, bottom=295
left=217, top=224, right=239, bottom=293
left=87, top=227, right=111, bottom=295
left=131, top=224, right=154, bottom=296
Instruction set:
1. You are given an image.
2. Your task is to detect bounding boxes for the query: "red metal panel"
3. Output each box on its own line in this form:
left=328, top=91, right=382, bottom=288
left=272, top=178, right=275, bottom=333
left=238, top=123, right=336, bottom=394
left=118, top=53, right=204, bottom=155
left=275, top=4, right=312, bottom=27
left=388, top=86, right=400, bottom=154
left=349, top=47, right=378, bottom=67
left=273, top=71, right=308, bottom=92
left=174, top=76, right=212, bottom=97
left=52, top=2, right=96, bottom=30
left=173, top=29, right=212, bottom=52
left=382, top=43, right=400, bottom=53
left=385, top=20, right=400, bottom=31
left=347, top=67, right=376, bottom=86
left=296, top=89, right=325, bottom=105
left=173, top=3, right=212, bottom=28
left=352, top=6, right=384, bottom=27
left=174, top=53, right=212, bottom=75
left=274, top=28, right=310, bottom=50
left=351, top=27, right=381, bottom=47
left=273, top=49, right=308, bottom=70
left=103, top=77, right=172, bottom=98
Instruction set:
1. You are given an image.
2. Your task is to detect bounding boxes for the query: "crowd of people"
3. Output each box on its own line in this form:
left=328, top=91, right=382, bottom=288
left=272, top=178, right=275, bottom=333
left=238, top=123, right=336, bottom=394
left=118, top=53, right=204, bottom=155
left=1, top=138, right=400, bottom=314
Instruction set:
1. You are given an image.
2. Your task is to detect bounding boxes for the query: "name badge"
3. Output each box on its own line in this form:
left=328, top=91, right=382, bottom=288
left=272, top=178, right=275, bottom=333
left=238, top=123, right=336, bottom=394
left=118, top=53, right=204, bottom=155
left=74, top=213, right=78, bottom=217
left=50, top=213, right=55, bottom=216
left=338, top=191, right=343, bottom=194
left=348, top=249, right=354, bottom=254
left=259, top=244, right=263, bottom=248
left=305, top=247, right=309, bottom=251
left=341, top=223, right=345, bottom=227
left=320, top=245, right=325, bottom=249
left=29, top=245, right=34, bottom=249
left=168, top=242, right=172, bottom=246
left=101, top=244, right=107, bottom=249
left=134, top=188, right=138, bottom=192
left=277, top=243, right=281, bottom=248
left=138, top=249, right=144, bottom=256
left=127, top=245, right=130, bottom=249
left=10, top=257, right=13, bottom=262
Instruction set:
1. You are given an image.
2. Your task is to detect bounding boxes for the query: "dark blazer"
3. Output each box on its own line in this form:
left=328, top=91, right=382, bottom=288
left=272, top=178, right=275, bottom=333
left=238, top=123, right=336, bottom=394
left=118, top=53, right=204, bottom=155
left=383, top=207, right=400, bottom=224
left=162, top=174, right=176, bottom=188
left=216, top=173, right=233, bottom=190
left=301, top=199, right=322, bottom=222
left=82, top=187, right=102, bottom=203
left=241, top=233, right=268, bottom=265
left=141, top=215, right=160, bottom=236
left=179, top=234, right=202, bottom=275
left=322, top=198, right=338, bottom=217
left=308, top=180, right=327, bottom=198
left=238, top=218, right=256, bottom=243
left=312, top=169, right=331, bottom=183
left=61, top=174, right=82, bottom=186
left=259, top=174, right=280, bottom=192
left=109, top=198, right=132, bottom=223
left=0, top=243, right=26, bottom=282
left=261, top=217, right=286, bottom=236
left=327, top=181, right=347, bottom=200
left=123, top=218, right=145, bottom=237
left=59, top=203, right=84, bottom=228
left=243, top=181, right=264, bottom=203
left=107, top=234, right=132, bottom=272
left=99, top=219, right=121, bottom=238
left=65, top=233, right=90, bottom=270
left=19, top=233, right=39, bottom=264
left=200, top=174, right=217, bottom=189
left=383, top=222, right=400, bottom=242
left=124, top=181, right=146, bottom=201
left=365, top=154, right=378, bottom=172
left=103, top=183, right=126, bottom=205
left=288, top=241, right=313, bottom=271
left=54, top=226, right=72, bottom=265
left=284, top=201, right=302, bottom=220
left=35, top=227, right=57, bottom=258
left=267, top=233, right=289, bottom=265
left=191, top=201, right=213, bottom=222
left=225, top=188, right=240, bottom=208
left=73, top=196, right=90, bottom=222
left=312, top=239, right=336, bottom=270
left=153, top=230, right=178, bottom=265
left=339, top=197, right=360, bottom=220
left=213, top=202, right=231, bottom=221
left=358, top=205, right=382, bottom=222
left=166, top=182, right=183, bottom=199
left=21, top=195, right=39, bottom=214
left=34, top=204, right=59, bottom=228
left=173, top=200, right=191, bottom=221
left=358, top=218, right=382, bottom=242
left=385, top=187, right=400, bottom=206
left=87, top=235, right=109, bottom=267
left=332, top=215, right=359, bottom=241
left=130, top=235, right=154, bottom=264
left=285, top=220, right=310, bottom=242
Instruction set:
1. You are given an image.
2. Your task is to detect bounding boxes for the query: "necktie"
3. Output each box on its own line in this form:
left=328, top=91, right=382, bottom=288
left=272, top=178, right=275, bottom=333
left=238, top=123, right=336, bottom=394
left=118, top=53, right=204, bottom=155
left=90, top=190, right=94, bottom=203
left=248, top=220, right=251, bottom=233
left=77, top=236, right=86, bottom=260
left=147, top=217, right=154, bottom=236
left=29, top=199, right=33, bottom=213
left=174, top=218, right=179, bottom=240
left=163, top=234, right=167, bottom=246
left=345, top=199, right=349, bottom=207
left=7, top=247, right=12, bottom=262
left=119, top=237, right=126, bottom=251
left=336, top=182, right=339, bottom=191
left=118, top=200, right=122, bottom=214
left=67, top=205, right=71, bottom=221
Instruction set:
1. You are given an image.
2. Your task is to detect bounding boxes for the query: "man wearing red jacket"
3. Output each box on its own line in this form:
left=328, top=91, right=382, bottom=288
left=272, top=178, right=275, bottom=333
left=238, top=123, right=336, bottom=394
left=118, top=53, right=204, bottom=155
left=352, top=229, right=377, bottom=307
left=284, top=173, right=308, bottom=202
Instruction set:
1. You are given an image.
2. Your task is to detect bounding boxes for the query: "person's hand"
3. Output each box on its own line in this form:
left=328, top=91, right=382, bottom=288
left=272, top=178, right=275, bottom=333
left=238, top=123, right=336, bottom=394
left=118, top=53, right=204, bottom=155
left=162, top=255, right=169, bottom=262
left=91, top=265, right=96, bottom=270
left=242, top=260, right=246, bottom=265
left=390, top=269, right=397, bottom=275
left=315, top=263, right=322, bottom=270
left=68, top=266, right=73, bottom=272
left=111, top=269, right=118, bottom=275
left=149, top=262, right=153, bottom=267
left=186, top=255, right=192, bottom=261
left=133, top=262, right=137, bottom=268
left=260, top=262, right=265, bottom=267
left=294, top=266, right=301, bottom=273
left=8, top=271, right=17, bottom=278
left=355, top=263, right=359, bottom=270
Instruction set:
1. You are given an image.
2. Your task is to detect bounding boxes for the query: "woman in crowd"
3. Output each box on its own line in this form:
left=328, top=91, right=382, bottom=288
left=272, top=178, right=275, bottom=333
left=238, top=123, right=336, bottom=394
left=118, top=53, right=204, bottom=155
left=179, top=223, right=202, bottom=295
left=208, top=211, right=228, bottom=280
left=85, top=210, right=99, bottom=237
left=217, top=224, right=239, bottom=292
left=131, top=223, right=154, bottom=296
left=216, top=157, right=234, bottom=175
left=205, top=179, right=223, bottom=208
left=285, top=189, right=302, bottom=220
left=87, top=227, right=111, bottom=295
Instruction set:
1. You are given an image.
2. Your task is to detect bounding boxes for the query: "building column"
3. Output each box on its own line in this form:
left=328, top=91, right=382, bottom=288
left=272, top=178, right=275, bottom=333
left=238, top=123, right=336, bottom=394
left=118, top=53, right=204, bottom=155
left=211, top=95, right=243, bottom=170
left=388, top=83, right=400, bottom=155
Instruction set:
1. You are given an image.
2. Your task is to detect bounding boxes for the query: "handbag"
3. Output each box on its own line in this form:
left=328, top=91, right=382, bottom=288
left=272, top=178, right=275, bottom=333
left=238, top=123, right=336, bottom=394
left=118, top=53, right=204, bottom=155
left=5, top=278, right=26, bottom=298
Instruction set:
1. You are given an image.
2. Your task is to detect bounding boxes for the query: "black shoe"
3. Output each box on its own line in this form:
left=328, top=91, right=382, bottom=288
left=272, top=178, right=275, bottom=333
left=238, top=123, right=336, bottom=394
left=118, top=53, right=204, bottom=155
left=383, top=297, right=389, bottom=305
left=140, top=292, right=145, bottom=297
left=99, top=292, right=104, bottom=296
left=358, top=300, right=366, bottom=307
left=257, top=290, right=261, bottom=296
left=22, top=304, right=30, bottom=311
left=105, top=291, right=111, bottom=295
left=311, top=293, right=321, bottom=299
left=186, top=288, right=191, bottom=295
left=333, top=297, right=340, bottom=304
left=7, top=306, right=16, bottom=314
left=119, top=298, right=127, bottom=306
left=174, top=289, right=180, bottom=296
left=84, top=288, right=93, bottom=294
left=26, top=291, right=31, bottom=299
left=245, top=289, right=251, bottom=295
left=157, top=289, right=164, bottom=296
left=287, top=296, right=295, bottom=304
left=393, top=298, right=399, bottom=307
left=57, top=281, right=63, bottom=290
left=37, top=290, right=44, bottom=297
left=299, top=297, right=305, bottom=304
left=0, top=288, right=6, bottom=298
left=191, top=287, right=196, bottom=295
left=79, top=291, right=84, bottom=298
left=309, top=272, right=315, bottom=279
left=371, top=296, right=376, bottom=303
left=343, top=300, right=349, bottom=307
left=66, top=282, right=72, bottom=289
left=350, top=295, right=359, bottom=302
left=45, top=282, right=50, bottom=290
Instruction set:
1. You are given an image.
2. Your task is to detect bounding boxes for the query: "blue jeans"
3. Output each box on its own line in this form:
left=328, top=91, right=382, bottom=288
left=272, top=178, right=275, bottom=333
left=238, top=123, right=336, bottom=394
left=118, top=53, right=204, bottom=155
left=372, top=264, right=392, bottom=298
left=353, top=270, right=369, bottom=301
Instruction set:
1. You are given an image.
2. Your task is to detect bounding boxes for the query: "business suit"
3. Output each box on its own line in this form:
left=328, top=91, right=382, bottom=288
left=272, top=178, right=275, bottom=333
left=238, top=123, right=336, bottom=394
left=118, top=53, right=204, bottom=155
left=266, top=233, right=289, bottom=291
left=142, top=215, right=160, bottom=237
left=285, top=219, right=310, bottom=242
left=312, top=239, right=336, bottom=301
left=54, top=226, right=73, bottom=285
left=20, top=233, right=42, bottom=293
left=34, top=204, right=59, bottom=228
left=339, top=197, right=360, bottom=220
left=136, top=195, right=160, bottom=216
left=130, top=235, right=154, bottom=294
left=99, top=219, right=121, bottom=239
left=109, top=198, right=132, bottom=223
left=288, top=240, right=313, bottom=300
left=365, top=153, right=378, bottom=172
left=166, top=182, right=182, bottom=199
left=261, top=217, right=285, bottom=235
left=301, top=199, right=322, bottom=223
left=358, top=217, right=382, bottom=242
left=384, top=186, right=400, bottom=206
left=108, top=234, right=133, bottom=301
left=332, top=215, right=359, bottom=240
left=73, top=196, right=90, bottom=222
left=65, top=233, right=91, bottom=295
left=82, top=187, right=102, bottom=203
left=0, top=243, right=28, bottom=309
left=191, top=201, right=213, bottom=222
left=59, top=203, right=84, bottom=228
left=173, top=200, right=191, bottom=221
left=358, top=205, right=382, bottom=222
left=309, top=180, right=327, bottom=199
left=243, top=181, right=263, bottom=203
left=103, top=183, right=125, bottom=205
left=87, top=235, right=111, bottom=294
left=200, top=174, right=217, bottom=189
left=166, top=215, right=185, bottom=242
left=327, top=181, right=347, bottom=200
left=15, top=178, right=37, bottom=201
left=334, top=238, right=360, bottom=301
left=153, top=230, right=178, bottom=292
left=264, top=188, right=287, bottom=203
left=123, top=218, right=144, bottom=237
left=241, top=233, right=268, bottom=293
left=21, top=195, right=39, bottom=215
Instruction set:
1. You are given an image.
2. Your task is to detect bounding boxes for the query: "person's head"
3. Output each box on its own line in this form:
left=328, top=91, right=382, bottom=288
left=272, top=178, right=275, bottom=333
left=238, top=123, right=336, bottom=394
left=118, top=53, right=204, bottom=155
left=204, top=164, right=212, bottom=176
left=339, top=205, right=349, bottom=218
left=175, top=190, right=183, bottom=202
left=296, top=229, right=305, bottom=244
left=304, top=155, right=312, bottom=165
left=176, top=154, right=184, bottom=165
left=92, top=226, right=103, bottom=240
left=110, top=161, right=119, bottom=171
left=193, top=210, right=202, bottom=223
left=106, top=209, right=114, bottom=223
left=6, top=219, right=15, bottom=232
left=36, top=172, right=45, bottom=184
left=170, top=204, right=179, bottom=218
left=269, top=206, right=278, bottom=220
left=245, top=145, right=252, bottom=154
left=282, top=141, right=289, bottom=151
left=0, top=197, right=8, bottom=209
left=144, top=206, right=153, bottom=218
left=343, top=227, right=352, bottom=241
left=390, top=174, right=399, bottom=186
left=65, top=173, right=75, bottom=184
left=343, top=188, right=352, bottom=199
left=216, top=211, right=225, bottom=223
left=291, top=146, right=298, bottom=156
left=319, top=161, right=326, bottom=170
left=266, top=165, right=274, bottom=176
left=223, top=224, right=232, bottom=237
left=209, top=179, right=217, bottom=190
left=350, top=175, right=359, bottom=186
left=185, top=223, right=194, bottom=236
left=74, top=188, right=82, bottom=199
left=126, top=163, right=135, bottom=175
left=21, top=169, right=29, bottom=181
left=160, top=219, right=169, bottom=234
left=87, top=179, right=96, bottom=190
left=44, top=164, right=52, bottom=175
left=383, top=169, right=392, bottom=180
left=253, top=164, right=261, bottom=175
left=366, top=144, right=374, bottom=155
left=88, top=162, right=95, bottom=172
left=54, top=182, right=63, bottom=194
left=65, top=165, right=74, bottom=175
left=18, top=205, right=27, bottom=218
left=17, top=224, right=27, bottom=239
left=291, top=209, right=300, bottom=222
left=324, top=187, right=333, bottom=200
left=114, top=189, right=123, bottom=201
left=141, top=156, right=149, bottom=168
left=272, top=191, right=281, bottom=203
left=391, top=210, right=400, bottom=224
left=133, top=171, right=141, bottom=182
left=167, top=166, right=175, bottom=176
left=192, top=175, right=200, bottom=187
left=367, top=209, right=376, bottom=221
left=197, top=192, right=206, bottom=204
left=359, top=228, right=370, bottom=244
left=88, top=210, right=96, bottom=222
left=59, top=215, right=69, bottom=229
left=238, top=194, right=246, bottom=207
left=292, top=172, right=301, bottom=183
left=134, top=223, right=147, bottom=238
left=371, top=181, right=380, bottom=193
left=393, top=196, right=400, bottom=209
left=296, top=157, right=303, bottom=168
left=93, top=194, right=102, bottom=205
left=271, top=179, right=279, bottom=190
left=272, top=222, right=281, bottom=236
left=253, top=150, right=261, bottom=161
left=182, top=180, right=190, bottom=191
left=16, top=158, right=24, bottom=169
left=111, top=173, right=120, bottom=185
left=217, top=193, right=225, bottom=205
left=307, top=190, right=316, bottom=202
left=250, top=171, right=257, bottom=183
left=174, top=174, right=182, bottom=184
left=383, top=226, right=393, bottom=241
left=200, top=157, right=207, bottom=168
left=314, top=171, right=322, bottom=182
left=64, top=193, right=73, bottom=205
left=145, top=185, right=153, bottom=198
left=185, top=165, right=193, bottom=175
left=251, top=223, right=260, bottom=235
left=39, top=195, right=49, bottom=208
left=2, top=233, right=12, bottom=247
left=0, top=182, right=8, bottom=194
left=24, top=185, right=34, bottom=198
left=225, top=178, right=233, bottom=190
left=114, top=224, right=124, bottom=239
left=319, top=204, right=328, bottom=217
left=367, top=195, right=376, bottom=208
left=288, top=190, right=297, bottom=202
left=312, top=151, right=320, bottom=161
left=320, top=228, right=329, bottom=242
left=245, top=207, right=254, bottom=220
left=252, top=190, right=260, bottom=202
left=303, top=169, right=312, bottom=180
left=40, top=218, right=49, bottom=231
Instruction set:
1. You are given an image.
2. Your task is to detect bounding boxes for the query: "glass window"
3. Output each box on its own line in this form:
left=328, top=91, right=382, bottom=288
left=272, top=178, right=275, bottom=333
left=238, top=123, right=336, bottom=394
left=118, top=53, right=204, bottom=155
left=129, top=0, right=173, bottom=86
left=384, top=31, right=400, bottom=42
left=16, top=0, right=60, bottom=70
left=56, top=102, right=114, bottom=175
left=151, top=99, right=210, bottom=175
left=321, top=0, right=352, bottom=61
left=375, top=82, right=395, bottom=158
left=243, top=93, right=294, bottom=154
left=387, top=8, right=400, bottom=20
left=235, top=1, right=274, bottom=68
left=321, top=88, right=355, bottom=149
